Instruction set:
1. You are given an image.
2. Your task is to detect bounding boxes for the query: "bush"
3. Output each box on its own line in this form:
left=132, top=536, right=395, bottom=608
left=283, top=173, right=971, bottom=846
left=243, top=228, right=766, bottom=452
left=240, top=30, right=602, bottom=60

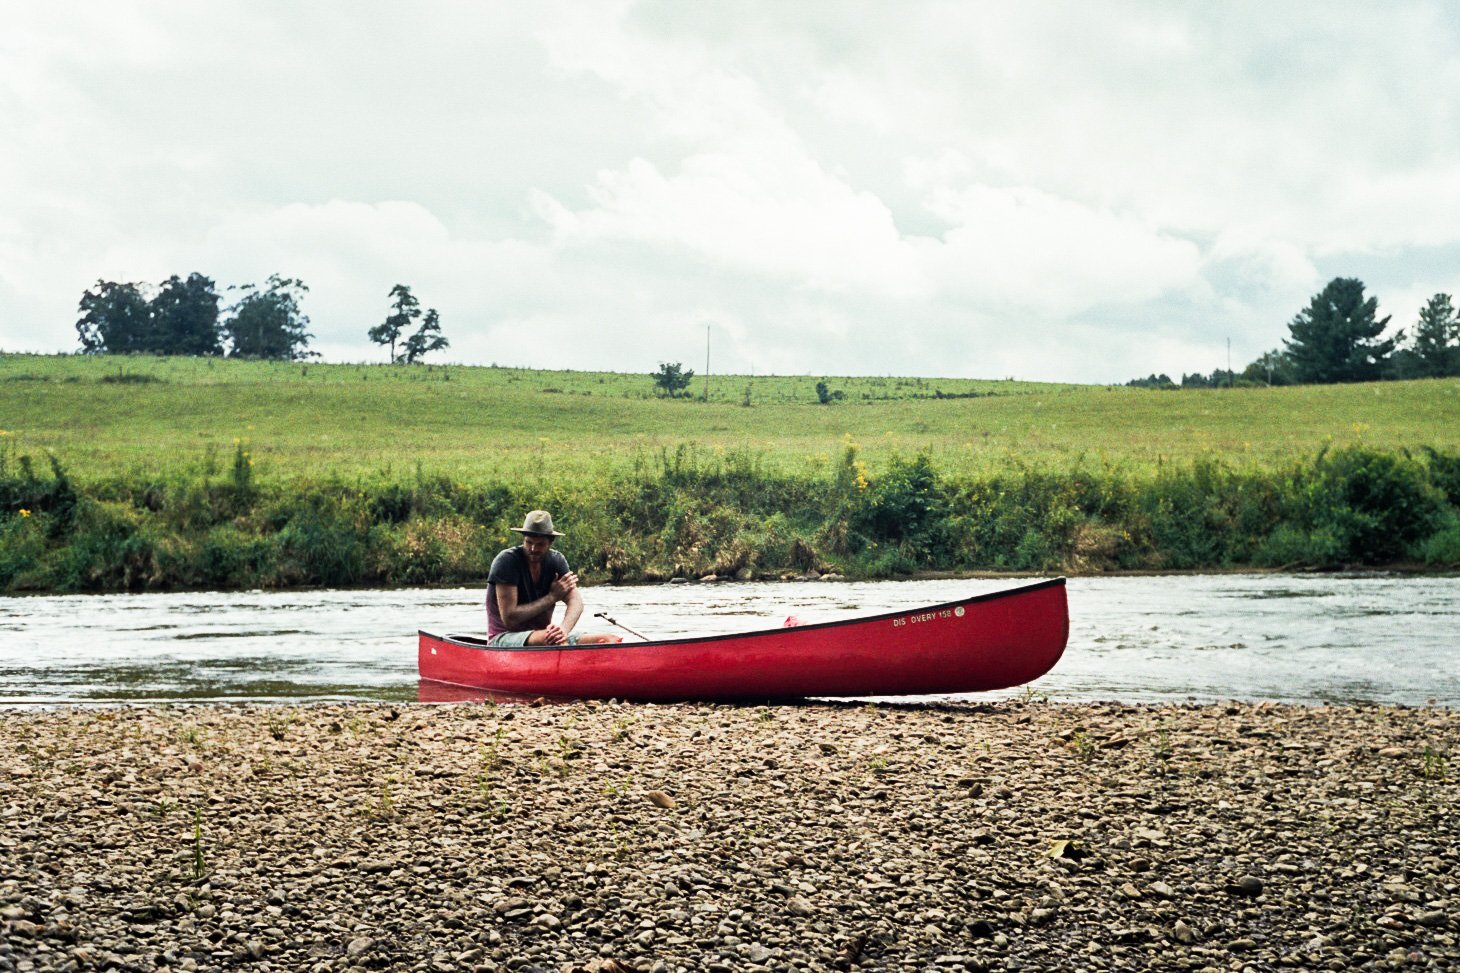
left=1296, top=447, right=1444, bottom=564
left=4, top=441, right=1457, bottom=591
left=1416, top=514, right=1460, bottom=566
left=52, top=499, right=159, bottom=591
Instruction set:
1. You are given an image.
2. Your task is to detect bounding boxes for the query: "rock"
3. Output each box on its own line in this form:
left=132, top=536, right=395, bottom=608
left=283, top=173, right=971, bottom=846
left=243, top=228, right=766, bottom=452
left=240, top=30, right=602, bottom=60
left=346, top=937, right=373, bottom=957
left=1415, top=910, right=1448, bottom=928
left=1120, top=882, right=1143, bottom=900
left=1227, top=875, right=1264, bottom=897
left=816, top=742, right=838, bottom=755
left=1173, top=919, right=1198, bottom=943
left=1149, top=881, right=1175, bottom=899
left=1227, top=937, right=1258, bottom=951
left=645, top=790, right=676, bottom=809
left=1377, top=747, right=1408, bottom=757
left=785, top=896, right=814, bottom=917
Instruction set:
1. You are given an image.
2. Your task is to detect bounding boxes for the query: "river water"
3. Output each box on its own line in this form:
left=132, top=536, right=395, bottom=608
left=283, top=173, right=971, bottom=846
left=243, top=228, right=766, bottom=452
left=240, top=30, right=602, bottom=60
left=0, top=574, right=1455, bottom=707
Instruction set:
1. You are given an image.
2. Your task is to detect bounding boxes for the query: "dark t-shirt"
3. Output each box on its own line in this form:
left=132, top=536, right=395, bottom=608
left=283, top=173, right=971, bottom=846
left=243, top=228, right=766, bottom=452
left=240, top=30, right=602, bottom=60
left=485, top=546, right=571, bottom=637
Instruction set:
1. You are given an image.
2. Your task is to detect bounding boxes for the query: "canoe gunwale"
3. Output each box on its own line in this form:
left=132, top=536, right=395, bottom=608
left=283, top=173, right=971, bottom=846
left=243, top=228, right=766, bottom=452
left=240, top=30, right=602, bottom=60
left=419, top=576, right=1067, bottom=653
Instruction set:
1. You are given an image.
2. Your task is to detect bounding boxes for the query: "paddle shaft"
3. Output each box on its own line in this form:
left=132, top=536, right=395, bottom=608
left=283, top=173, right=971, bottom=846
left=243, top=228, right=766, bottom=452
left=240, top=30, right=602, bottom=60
left=593, top=611, right=650, bottom=641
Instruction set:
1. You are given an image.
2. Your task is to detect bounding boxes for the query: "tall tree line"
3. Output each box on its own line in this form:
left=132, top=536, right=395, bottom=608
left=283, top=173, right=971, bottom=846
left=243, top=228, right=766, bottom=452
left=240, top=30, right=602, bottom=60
left=76, top=273, right=315, bottom=360
left=75, top=275, right=453, bottom=363
left=1128, top=277, right=1460, bottom=388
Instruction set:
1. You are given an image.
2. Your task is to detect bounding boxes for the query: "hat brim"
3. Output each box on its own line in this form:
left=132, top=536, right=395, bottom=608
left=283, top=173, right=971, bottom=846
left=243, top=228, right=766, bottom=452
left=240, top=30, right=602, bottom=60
left=510, top=527, right=564, bottom=537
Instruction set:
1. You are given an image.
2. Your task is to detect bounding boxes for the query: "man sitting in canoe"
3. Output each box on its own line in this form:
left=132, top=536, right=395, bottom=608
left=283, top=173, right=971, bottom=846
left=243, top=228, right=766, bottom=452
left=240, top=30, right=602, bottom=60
left=486, top=510, right=619, bottom=646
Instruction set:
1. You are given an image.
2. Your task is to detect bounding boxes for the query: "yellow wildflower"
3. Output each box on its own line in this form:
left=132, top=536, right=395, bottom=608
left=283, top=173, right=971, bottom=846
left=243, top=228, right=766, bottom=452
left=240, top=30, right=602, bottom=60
left=18, top=508, right=30, bottom=518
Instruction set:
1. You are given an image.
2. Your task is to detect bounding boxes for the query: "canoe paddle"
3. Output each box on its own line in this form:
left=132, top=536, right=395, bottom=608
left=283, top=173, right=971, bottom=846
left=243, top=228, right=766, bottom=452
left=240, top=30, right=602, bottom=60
left=594, top=611, right=650, bottom=641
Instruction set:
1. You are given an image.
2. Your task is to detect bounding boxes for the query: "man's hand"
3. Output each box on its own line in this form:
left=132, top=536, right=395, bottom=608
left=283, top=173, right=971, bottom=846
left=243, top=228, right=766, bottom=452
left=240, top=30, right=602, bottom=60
left=550, top=572, right=579, bottom=601
left=541, top=623, right=567, bottom=646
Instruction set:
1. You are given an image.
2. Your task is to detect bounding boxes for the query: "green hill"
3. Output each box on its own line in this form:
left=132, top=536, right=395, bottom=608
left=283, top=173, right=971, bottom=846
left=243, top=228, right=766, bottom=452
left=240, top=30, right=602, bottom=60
left=2, top=354, right=1458, bottom=591
left=3, top=354, right=1456, bottom=481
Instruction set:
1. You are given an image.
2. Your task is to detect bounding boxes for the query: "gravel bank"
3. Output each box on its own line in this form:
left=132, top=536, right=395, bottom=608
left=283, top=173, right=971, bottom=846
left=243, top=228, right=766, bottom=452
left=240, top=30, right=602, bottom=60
left=2, top=700, right=1456, bottom=972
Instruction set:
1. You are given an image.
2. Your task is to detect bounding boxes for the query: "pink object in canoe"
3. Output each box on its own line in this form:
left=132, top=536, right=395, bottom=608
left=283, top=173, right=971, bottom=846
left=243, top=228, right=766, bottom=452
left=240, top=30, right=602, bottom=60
left=418, top=577, right=1068, bottom=702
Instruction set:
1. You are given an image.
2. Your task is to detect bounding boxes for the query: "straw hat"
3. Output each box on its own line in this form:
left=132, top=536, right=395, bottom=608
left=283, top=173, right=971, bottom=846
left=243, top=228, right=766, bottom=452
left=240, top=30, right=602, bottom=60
left=510, top=510, right=564, bottom=537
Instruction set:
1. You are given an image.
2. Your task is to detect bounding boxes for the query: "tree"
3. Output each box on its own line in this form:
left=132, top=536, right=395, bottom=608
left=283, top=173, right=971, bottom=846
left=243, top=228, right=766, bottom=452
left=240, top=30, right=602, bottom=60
left=223, top=275, right=316, bottom=360
left=150, top=273, right=223, bottom=355
left=1242, top=349, right=1296, bottom=386
left=1283, top=277, right=1398, bottom=383
left=75, top=280, right=151, bottom=354
left=399, top=308, right=449, bottom=363
left=368, top=284, right=420, bottom=362
left=1406, top=293, right=1460, bottom=378
left=652, top=361, right=694, bottom=397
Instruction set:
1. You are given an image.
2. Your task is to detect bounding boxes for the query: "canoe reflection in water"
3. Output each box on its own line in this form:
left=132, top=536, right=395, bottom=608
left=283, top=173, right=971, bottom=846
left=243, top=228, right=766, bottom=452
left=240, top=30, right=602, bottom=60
left=418, top=578, right=1069, bottom=703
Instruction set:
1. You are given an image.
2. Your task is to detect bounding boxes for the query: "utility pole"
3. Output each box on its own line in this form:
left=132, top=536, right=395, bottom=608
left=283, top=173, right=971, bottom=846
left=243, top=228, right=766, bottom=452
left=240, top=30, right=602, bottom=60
left=704, top=324, right=711, bottom=402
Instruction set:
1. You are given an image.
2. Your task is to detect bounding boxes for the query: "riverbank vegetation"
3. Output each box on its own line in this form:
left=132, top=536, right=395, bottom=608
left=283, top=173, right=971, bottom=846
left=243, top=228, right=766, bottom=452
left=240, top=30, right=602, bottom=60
left=2, top=354, right=1458, bottom=591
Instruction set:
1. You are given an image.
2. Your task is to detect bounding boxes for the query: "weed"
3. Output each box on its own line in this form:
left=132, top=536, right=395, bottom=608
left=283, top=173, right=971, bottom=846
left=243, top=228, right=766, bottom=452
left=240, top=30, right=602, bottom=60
left=1420, top=746, right=1448, bottom=782
left=602, top=774, right=634, bottom=797
left=610, top=716, right=638, bottom=742
left=1069, top=731, right=1097, bottom=764
left=475, top=727, right=510, bottom=819
left=265, top=712, right=294, bottom=742
left=369, top=776, right=397, bottom=819
left=1150, top=728, right=1174, bottom=776
left=191, top=807, right=208, bottom=883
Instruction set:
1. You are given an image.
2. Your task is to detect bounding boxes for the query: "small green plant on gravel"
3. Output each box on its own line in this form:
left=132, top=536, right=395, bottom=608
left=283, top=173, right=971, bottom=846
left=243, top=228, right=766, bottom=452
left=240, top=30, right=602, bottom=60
left=475, top=727, right=511, bottom=818
left=178, top=725, right=205, bottom=748
left=1070, top=730, right=1097, bottom=764
left=1150, top=728, right=1174, bottom=776
left=265, top=712, right=295, bottom=742
left=1017, top=685, right=1049, bottom=704
left=557, top=725, right=583, bottom=761
left=366, top=776, right=397, bottom=820
left=755, top=706, right=775, bottom=723
left=601, top=773, right=634, bottom=797
left=191, top=807, right=208, bottom=883
left=610, top=716, right=638, bottom=742
left=1419, top=746, right=1448, bottom=781
left=867, top=756, right=890, bottom=776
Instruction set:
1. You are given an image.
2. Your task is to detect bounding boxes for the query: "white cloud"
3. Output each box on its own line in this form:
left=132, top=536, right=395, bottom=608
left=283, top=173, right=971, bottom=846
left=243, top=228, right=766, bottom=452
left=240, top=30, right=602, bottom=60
left=3, top=1, right=1460, bottom=383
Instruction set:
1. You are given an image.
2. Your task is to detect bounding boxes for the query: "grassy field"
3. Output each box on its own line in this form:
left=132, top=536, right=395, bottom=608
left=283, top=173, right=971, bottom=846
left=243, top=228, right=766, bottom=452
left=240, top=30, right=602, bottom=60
left=3, top=354, right=1458, bottom=590
left=3, top=353, right=1458, bottom=483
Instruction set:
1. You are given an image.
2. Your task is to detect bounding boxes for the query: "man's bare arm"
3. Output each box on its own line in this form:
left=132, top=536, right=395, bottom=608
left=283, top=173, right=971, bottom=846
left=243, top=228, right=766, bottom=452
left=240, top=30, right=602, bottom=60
left=560, top=586, right=584, bottom=636
left=494, top=584, right=560, bottom=630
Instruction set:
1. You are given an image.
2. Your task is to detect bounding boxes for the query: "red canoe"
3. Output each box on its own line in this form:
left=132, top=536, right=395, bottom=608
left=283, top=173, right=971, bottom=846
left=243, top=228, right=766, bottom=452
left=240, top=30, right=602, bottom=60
left=418, top=577, right=1068, bottom=702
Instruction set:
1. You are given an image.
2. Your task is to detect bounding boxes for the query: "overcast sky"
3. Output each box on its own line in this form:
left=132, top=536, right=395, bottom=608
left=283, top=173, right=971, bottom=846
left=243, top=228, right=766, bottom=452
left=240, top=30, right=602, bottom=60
left=3, top=2, right=1459, bottom=383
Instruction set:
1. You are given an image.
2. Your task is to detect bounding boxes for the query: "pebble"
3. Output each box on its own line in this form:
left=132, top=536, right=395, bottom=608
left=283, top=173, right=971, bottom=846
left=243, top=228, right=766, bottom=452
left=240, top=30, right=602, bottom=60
left=0, top=700, right=1455, bottom=972
left=1228, top=875, right=1265, bottom=897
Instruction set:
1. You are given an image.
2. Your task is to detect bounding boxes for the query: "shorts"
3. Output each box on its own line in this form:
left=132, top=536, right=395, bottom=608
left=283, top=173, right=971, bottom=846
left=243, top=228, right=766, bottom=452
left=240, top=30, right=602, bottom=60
left=487, top=630, right=584, bottom=647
